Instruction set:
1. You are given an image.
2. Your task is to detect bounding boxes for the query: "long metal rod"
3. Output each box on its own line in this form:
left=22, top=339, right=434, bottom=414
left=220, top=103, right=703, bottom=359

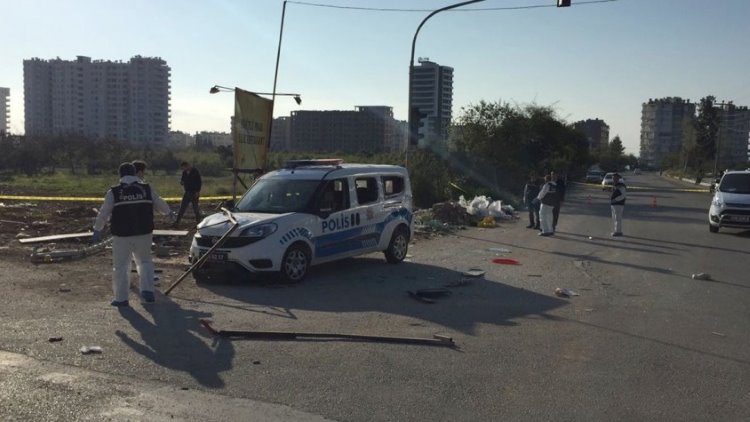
left=200, top=319, right=455, bottom=348
left=163, top=208, right=240, bottom=296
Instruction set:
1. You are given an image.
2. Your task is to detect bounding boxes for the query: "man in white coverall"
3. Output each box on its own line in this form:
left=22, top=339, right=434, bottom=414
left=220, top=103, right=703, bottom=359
left=93, top=162, right=174, bottom=306
left=610, top=173, right=627, bottom=237
left=535, top=174, right=558, bottom=237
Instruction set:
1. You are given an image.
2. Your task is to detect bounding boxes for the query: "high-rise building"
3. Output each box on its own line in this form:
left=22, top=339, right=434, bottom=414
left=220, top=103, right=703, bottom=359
left=715, top=102, right=750, bottom=169
left=23, top=55, right=170, bottom=144
left=409, top=58, right=453, bottom=146
left=0, top=87, right=9, bottom=135
left=288, top=106, right=397, bottom=153
left=573, top=118, right=609, bottom=152
left=640, top=97, right=696, bottom=169
left=270, top=116, right=291, bottom=152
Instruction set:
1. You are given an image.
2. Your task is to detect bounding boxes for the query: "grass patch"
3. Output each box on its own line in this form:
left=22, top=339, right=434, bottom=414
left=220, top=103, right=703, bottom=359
left=0, top=170, right=237, bottom=197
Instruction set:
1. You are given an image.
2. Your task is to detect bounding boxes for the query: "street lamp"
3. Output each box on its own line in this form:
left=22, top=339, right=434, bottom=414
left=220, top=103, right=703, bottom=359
left=209, top=85, right=301, bottom=105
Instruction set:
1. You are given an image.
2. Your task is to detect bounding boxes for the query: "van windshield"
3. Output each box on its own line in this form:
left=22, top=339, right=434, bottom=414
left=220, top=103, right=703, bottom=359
left=719, top=174, right=750, bottom=194
left=235, top=179, right=321, bottom=214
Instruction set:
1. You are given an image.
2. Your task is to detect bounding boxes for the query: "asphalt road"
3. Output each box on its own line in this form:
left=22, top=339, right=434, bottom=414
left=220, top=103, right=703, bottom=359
left=1, top=172, right=748, bottom=421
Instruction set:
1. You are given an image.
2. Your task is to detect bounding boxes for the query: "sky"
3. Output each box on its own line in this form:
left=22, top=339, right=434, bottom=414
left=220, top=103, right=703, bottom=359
left=1, top=0, right=749, bottom=156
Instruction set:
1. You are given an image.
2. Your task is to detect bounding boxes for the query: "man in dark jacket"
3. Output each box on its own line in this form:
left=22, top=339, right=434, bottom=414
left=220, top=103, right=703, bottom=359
left=173, top=161, right=202, bottom=228
left=523, top=176, right=540, bottom=229
left=551, top=171, right=566, bottom=231
left=93, top=162, right=174, bottom=306
left=610, top=173, right=627, bottom=236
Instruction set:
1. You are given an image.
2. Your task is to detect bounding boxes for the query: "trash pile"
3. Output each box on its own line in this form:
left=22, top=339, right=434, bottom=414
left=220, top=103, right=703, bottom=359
left=458, top=195, right=516, bottom=220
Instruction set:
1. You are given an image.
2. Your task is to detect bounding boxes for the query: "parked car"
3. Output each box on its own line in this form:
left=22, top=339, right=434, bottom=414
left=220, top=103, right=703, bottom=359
left=708, top=170, right=750, bottom=233
left=189, top=159, right=414, bottom=282
left=585, top=171, right=606, bottom=184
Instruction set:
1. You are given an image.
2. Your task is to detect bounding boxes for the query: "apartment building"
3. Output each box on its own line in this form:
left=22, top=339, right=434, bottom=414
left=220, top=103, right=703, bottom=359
left=288, top=106, right=398, bottom=153
left=573, top=118, right=610, bottom=152
left=715, top=103, right=750, bottom=168
left=0, top=87, right=9, bottom=135
left=409, top=58, right=453, bottom=146
left=639, top=97, right=696, bottom=169
left=23, top=55, right=170, bottom=144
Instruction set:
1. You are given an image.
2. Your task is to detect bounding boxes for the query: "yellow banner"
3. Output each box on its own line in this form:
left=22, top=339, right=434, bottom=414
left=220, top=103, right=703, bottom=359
left=234, top=88, right=273, bottom=171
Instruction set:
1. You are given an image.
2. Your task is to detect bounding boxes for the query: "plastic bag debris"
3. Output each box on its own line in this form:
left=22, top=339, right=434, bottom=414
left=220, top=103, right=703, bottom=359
left=80, top=346, right=103, bottom=355
left=488, top=247, right=511, bottom=253
left=478, top=216, right=496, bottom=228
left=554, top=288, right=579, bottom=297
left=691, top=273, right=712, bottom=281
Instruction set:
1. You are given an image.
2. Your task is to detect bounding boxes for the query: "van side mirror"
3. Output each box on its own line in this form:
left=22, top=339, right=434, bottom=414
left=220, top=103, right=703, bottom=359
left=318, top=209, right=331, bottom=219
left=222, top=199, right=235, bottom=210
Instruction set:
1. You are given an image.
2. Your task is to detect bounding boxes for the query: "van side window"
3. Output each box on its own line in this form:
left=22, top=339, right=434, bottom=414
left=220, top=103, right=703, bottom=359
left=355, top=177, right=379, bottom=205
left=382, top=176, right=404, bottom=198
left=319, top=179, right=349, bottom=212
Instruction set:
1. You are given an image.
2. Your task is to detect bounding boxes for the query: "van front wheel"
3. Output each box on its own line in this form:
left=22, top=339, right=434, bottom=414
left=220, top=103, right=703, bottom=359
left=280, top=243, right=310, bottom=283
left=384, top=227, right=409, bottom=264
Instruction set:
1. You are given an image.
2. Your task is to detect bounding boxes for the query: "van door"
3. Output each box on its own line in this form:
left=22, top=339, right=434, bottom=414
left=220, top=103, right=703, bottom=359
left=350, top=175, right=386, bottom=254
left=312, top=178, right=363, bottom=261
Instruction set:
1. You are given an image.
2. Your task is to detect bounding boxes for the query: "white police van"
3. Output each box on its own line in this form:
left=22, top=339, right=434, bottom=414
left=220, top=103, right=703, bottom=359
left=189, top=159, right=413, bottom=282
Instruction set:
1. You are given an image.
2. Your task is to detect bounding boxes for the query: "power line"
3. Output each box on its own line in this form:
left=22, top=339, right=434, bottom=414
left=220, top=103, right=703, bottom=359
left=286, top=0, right=617, bottom=13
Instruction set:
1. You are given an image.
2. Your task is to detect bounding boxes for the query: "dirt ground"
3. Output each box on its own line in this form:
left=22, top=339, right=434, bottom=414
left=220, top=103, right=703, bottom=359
left=0, top=200, right=224, bottom=263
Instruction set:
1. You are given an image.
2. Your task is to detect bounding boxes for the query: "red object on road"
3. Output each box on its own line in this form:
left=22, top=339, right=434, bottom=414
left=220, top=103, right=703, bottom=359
left=492, top=258, right=521, bottom=265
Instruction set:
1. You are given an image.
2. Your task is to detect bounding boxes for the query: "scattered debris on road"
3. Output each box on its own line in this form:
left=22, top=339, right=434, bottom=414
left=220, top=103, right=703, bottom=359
left=554, top=288, right=579, bottom=298
left=199, top=319, right=456, bottom=348
left=462, top=268, right=485, bottom=278
left=691, top=273, right=712, bottom=281
left=444, top=278, right=473, bottom=288
left=488, top=247, right=511, bottom=253
left=80, top=346, right=103, bottom=355
left=48, top=337, right=63, bottom=342
left=711, top=331, right=726, bottom=337
left=527, top=274, right=542, bottom=277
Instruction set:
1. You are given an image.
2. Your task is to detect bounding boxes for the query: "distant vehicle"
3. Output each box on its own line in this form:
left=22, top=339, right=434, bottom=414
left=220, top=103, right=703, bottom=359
left=585, top=171, right=606, bottom=184
left=189, top=159, right=414, bottom=282
left=708, top=170, right=750, bottom=233
left=601, top=173, right=625, bottom=191
left=633, top=168, right=642, bottom=175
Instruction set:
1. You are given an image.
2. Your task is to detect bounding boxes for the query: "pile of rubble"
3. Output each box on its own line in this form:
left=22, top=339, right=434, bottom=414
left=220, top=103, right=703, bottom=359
left=413, top=195, right=518, bottom=236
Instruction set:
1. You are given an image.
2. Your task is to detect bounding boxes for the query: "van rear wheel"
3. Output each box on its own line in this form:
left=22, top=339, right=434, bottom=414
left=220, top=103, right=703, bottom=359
left=384, top=227, right=409, bottom=264
left=280, top=243, right=310, bottom=283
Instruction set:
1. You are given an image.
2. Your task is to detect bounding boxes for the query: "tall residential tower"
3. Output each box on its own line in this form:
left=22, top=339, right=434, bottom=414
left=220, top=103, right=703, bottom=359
left=409, top=58, right=453, bottom=146
left=23, top=55, right=170, bottom=144
left=0, top=87, right=9, bottom=135
left=639, top=97, right=696, bottom=169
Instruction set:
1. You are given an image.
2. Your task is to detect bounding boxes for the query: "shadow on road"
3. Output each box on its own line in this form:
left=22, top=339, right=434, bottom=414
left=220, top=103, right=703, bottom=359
left=115, top=296, right=234, bottom=388
left=193, top=258, right=567, bottom=336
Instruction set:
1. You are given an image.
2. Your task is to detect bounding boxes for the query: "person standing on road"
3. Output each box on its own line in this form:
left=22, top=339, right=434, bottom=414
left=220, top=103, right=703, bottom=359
left=133, top=160, right=147, bottom=182
left=523, top=176, right=540, bottom=229
left=536, top=174, right=558, bottom=237
left=551, top=171, right=566, bottom=231
left=172, top=161, right=202, bottom=228
left=93, top=162, right=174, bottom=307
left=610, top=173, right=627, bottom=237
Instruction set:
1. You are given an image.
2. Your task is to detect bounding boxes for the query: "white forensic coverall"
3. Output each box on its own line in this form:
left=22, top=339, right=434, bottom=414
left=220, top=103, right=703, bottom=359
left=536, top=181, right=557, bottom=235
left=94, top=175, right=172, bottom=302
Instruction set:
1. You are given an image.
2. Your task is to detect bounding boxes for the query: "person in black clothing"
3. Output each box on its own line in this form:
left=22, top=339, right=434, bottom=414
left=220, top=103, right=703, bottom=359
left=173, top=161, right=202, bottom=228
left=610, top=173, right=627, bottom=236
left=551, top=171, right=566, bottom=231
left=523, top=176, right=540, bottom=229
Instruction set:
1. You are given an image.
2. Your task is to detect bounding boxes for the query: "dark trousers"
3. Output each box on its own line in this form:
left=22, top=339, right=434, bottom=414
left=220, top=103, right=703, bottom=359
left=552, top=202, right=562, bottom=229
left=527, top=203, right=540, bottom=228
left=175, top=191, right=201, bottom=224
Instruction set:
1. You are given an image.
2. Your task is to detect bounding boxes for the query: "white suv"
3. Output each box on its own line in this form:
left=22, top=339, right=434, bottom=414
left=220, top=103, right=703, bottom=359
left=189, top=160, right=414, bottom=282
left=708, top=170, right=750, bottom=233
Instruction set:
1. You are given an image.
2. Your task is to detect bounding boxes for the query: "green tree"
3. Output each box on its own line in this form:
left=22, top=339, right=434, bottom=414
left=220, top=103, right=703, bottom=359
left=693, top=95, right=720, bottom=178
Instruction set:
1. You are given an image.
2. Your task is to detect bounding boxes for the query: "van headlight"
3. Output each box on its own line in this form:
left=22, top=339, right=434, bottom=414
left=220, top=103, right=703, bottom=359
left=239, top=223, right=277, bottom=238
left=711, top=196, right=724, bottom=208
